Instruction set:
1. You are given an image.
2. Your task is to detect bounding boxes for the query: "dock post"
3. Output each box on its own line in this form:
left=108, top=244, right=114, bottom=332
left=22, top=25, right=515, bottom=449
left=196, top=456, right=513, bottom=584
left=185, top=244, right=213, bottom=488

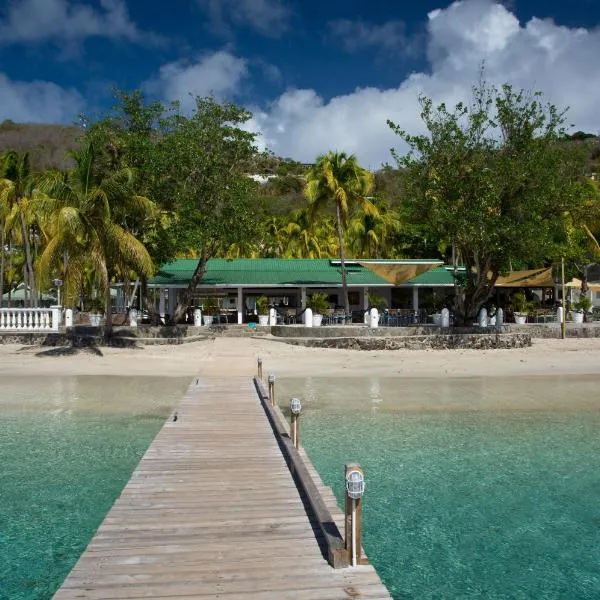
left=257, top=357, right=263, bottom=379
left=268, top=373, right=276, bottom=406
left=345, top=464, right=365, bottom=567
left=290, top=397, right=302, bottom=449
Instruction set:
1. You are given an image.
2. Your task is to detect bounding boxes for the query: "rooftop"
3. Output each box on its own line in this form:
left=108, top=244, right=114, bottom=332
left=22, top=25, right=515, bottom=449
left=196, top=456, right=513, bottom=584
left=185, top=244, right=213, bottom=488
left=150, top=258, right=393, bottom=287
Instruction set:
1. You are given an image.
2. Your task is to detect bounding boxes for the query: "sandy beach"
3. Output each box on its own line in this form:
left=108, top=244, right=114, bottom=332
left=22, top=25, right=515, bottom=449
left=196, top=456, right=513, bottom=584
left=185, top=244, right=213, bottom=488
left=1, top=336, right=599, bottom=380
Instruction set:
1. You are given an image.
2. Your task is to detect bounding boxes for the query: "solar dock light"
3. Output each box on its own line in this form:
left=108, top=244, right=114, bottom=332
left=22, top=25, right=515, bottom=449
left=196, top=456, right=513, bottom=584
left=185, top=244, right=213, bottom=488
left=257, top=357, right=263, bottom=379
left=290, top=397, right=302, bottom=449
left=268, top=373, right=276, bottom=406
left=345, top=464, right=365, bottom=567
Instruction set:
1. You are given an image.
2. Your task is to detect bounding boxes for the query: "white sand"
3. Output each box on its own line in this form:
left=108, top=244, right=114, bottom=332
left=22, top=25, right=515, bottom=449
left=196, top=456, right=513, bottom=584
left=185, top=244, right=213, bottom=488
left=1, top=336, right=599, bottom=379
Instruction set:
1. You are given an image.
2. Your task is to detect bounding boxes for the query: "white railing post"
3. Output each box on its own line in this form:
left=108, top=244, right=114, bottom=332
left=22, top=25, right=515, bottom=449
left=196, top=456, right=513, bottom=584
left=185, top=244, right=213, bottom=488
left=51, top=307, right=60, bottom=331
left=0, top=308, right=60, bottom=333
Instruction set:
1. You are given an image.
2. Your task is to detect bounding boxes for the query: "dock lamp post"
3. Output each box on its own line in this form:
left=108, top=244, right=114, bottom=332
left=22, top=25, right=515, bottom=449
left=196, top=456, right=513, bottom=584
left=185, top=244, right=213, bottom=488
left=268, top=373, right=276, bottom=406
left=53, top=278, right=63, bottom=307
left=290, top=397, right=302, bottom=449
left=345, top=464, right=365, bottom=567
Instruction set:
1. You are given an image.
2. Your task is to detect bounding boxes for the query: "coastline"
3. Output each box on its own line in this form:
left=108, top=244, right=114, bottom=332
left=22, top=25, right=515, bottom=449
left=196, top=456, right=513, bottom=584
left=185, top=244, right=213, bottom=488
left=0, top=336, right=599, bottom=379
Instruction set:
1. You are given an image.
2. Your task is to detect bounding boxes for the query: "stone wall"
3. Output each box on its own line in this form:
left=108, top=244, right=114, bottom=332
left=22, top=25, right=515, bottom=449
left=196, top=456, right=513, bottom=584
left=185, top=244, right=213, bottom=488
left=279, top=333, right=531, bottom=350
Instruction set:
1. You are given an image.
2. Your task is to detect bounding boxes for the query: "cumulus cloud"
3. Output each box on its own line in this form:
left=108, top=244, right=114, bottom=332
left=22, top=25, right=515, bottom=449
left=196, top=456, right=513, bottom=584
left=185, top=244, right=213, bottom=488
left=329, top=19, right=418, bottom=56
left=0, top=73, right=83, bottom=123
left=197, top=0, right=291, bottom=37
left=0, top=0, right=162, bottom=46
left=144, top=51, right=248, bottom=111
left=251, top=0, right=600, bottom=167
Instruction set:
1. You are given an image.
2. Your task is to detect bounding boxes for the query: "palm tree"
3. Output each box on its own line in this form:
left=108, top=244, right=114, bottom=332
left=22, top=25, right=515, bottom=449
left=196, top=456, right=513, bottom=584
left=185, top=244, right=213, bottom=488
left=282, top=209, right=325, bottom=258
left=34, top=141, right=155, bottom=332
left=305, top=151, right=375, bottom=313
left=0, top=152, right=37, bottom=306
left=347, top=199, right=401, bottom=258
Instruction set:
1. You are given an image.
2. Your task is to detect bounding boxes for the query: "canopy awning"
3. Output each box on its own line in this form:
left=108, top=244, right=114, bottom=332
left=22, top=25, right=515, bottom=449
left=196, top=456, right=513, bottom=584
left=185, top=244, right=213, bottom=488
left=495, top=268, right=554, bottom=288
left=566, top=278, right=600, bottom=292
left=360, top=262, right=442, bottom=285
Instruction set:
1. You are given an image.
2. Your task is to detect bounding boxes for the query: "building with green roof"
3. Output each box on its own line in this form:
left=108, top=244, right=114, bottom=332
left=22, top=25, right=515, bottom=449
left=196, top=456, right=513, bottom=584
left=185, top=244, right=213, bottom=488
left=144, top=257, right=443, bottom=323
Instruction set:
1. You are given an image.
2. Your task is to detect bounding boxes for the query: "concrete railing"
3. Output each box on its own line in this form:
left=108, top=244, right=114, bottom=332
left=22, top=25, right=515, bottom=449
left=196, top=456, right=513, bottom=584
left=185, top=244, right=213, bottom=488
left=0, top=307, right=60, bottom=332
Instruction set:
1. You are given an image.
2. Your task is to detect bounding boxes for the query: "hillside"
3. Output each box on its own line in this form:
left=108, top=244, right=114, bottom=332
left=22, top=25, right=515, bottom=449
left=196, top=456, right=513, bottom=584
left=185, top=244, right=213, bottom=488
left=0, top=121, right=80, bottom=171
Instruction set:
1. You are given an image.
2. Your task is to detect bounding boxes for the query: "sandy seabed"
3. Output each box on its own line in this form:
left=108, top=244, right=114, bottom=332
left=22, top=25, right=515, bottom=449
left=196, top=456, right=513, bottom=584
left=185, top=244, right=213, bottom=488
left=1, top=336, right=599, bottom=380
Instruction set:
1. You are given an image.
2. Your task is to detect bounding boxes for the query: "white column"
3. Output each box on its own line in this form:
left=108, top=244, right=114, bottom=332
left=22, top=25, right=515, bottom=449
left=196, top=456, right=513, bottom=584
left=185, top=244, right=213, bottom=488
left=363, top=287, right=369, bottom=311
left=300, top=287, right=307, bottom=309
left=159, top=288, right=166, bottom=319
left=412, top=288, right=419, bottom=310
left=237, top=287, right=243, bottom=324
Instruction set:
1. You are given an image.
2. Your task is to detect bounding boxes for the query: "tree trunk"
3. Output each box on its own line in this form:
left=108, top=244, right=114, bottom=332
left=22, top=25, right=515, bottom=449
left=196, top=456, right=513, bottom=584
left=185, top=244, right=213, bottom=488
left=336, top=203, right=350, bottom=315
left=103, top=262, right=113, bottom=335
left=456, top=256, right=498, bottom=325
left=173, top=249, right=209, bottom=323
left=128, top=278, right=140, bottom=309
left=0, top=228, right=5, bottom=309
left=17, top=198, right=36, bottom=307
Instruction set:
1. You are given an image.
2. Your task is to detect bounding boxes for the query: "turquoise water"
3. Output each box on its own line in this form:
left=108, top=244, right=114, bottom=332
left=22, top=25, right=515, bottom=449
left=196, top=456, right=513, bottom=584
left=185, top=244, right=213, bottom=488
left=279, top=376, right=600, bottom=600
left=0, top=376, right=189, bottom=600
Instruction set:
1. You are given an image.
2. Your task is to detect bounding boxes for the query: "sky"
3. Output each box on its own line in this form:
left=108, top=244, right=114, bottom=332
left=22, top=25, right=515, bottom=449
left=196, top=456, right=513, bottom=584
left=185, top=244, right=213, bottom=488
left=0, top=0, right=599, bottom=168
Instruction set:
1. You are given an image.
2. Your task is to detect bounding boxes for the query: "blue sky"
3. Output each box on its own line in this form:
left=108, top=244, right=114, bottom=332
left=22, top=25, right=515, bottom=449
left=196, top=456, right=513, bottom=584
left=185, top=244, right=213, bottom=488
left=0, top=0, right=599, bottom=166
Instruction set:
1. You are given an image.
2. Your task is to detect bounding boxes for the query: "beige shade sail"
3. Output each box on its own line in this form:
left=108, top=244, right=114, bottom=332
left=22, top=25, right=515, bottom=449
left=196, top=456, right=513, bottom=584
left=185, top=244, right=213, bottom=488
left=361, top=263, right=439, bottom=285
left=566, top=278, right=600, bottom=292
left=495, top=268, right=554, bottom=288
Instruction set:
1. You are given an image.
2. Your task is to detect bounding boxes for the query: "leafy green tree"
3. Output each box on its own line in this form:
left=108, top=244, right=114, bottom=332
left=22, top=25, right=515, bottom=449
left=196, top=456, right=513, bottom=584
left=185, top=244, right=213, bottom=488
left=305, top=151, right=375, bottom=313
left=154, top=98, right=259, bottom=322
left=34, top=141, right=154, bottom=330
left=389, top=83, right=599, bottom=324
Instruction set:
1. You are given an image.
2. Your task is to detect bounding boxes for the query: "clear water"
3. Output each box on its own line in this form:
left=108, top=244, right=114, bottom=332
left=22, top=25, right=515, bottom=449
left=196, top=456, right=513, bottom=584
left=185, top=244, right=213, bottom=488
left=0, top=376, right=189, bottom=600
left=278, top=376, right=600, bottom=600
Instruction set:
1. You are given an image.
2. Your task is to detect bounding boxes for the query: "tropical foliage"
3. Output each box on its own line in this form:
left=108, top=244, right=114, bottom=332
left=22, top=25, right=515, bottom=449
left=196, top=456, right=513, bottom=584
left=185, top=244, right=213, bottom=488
left=389, top=82, right=600, bottom=323
left=0, top=83, right=598, bottom=326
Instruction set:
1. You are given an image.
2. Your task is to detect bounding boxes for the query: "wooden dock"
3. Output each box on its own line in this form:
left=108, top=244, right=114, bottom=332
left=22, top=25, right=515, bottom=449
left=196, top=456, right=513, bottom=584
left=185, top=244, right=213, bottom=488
left=53, top=376, right=392, bottom=599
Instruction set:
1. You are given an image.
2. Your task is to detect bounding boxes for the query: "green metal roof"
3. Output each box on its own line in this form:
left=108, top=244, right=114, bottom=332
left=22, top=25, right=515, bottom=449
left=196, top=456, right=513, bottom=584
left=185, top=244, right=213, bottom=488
left=405, top=266, right=462, bottom=286
left=150, top=258, right=392, bottom=287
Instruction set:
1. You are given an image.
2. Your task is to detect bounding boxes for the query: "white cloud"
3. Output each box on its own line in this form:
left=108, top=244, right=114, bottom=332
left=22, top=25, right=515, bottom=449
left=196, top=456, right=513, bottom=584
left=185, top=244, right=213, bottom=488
left=329, top=19, right=415, bottom=55
left=145, top=51, right=248, bottom=111
left=249, top=0, right=600, bottom=168
left=0, top=73, right=83, bottom=123
left=0, top=0, right=161, bottom=46
left=197, top=0, right=291, bottom=37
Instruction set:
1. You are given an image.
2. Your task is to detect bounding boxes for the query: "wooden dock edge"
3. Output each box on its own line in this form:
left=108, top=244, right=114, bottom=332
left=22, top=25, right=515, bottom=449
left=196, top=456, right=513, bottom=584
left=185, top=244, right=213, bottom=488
left=253, top=376, right=349, bottom=569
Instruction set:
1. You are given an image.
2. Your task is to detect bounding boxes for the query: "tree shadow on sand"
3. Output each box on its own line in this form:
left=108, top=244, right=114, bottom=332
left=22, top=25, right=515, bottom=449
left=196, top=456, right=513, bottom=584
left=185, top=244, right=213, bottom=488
left=35, top=345, right=104, bottom=357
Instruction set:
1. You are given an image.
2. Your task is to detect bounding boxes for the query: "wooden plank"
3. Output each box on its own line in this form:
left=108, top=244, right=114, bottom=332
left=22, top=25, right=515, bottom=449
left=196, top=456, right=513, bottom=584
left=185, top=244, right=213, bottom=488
left=53, top=376, right=391, bottom=599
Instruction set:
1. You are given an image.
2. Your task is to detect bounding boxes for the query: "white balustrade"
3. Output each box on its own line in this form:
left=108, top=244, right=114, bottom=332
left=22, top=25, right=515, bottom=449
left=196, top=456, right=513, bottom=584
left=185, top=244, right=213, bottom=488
left=0, top=307, right=61, bottom=332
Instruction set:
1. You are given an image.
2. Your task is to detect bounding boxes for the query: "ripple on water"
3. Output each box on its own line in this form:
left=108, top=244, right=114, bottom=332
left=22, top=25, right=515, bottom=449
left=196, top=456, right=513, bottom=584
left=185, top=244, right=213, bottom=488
left=278, top=376, right=600, bottom=600
left=0, top=375, right=189, bottom=600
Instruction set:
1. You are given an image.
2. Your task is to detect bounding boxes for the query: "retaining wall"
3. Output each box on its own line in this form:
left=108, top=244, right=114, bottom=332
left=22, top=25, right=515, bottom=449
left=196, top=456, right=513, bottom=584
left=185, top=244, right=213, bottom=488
left=277, top=333, right=531, bottom=351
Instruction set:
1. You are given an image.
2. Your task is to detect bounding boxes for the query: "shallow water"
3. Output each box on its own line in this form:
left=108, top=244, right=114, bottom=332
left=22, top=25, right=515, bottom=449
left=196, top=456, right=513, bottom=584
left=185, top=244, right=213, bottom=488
left=0, top=376, right=189, bottom=600
left=278, top=376, right=600, bottom=600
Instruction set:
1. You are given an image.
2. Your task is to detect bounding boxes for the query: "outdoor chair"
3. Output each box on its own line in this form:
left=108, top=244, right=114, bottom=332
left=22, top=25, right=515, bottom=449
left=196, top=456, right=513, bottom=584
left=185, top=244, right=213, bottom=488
left=284, top=308, right=297, bottom=324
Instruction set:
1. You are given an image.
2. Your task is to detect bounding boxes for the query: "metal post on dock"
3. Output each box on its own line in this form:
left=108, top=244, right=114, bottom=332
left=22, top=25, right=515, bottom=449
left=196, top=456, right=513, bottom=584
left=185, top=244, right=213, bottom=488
left=345, top=464, right=365, bottom=567
left=268, top=373, right=276, bottom=407
left=257, top=357, right=263, bottom=379
left=290, top=397, right=302, bottom=449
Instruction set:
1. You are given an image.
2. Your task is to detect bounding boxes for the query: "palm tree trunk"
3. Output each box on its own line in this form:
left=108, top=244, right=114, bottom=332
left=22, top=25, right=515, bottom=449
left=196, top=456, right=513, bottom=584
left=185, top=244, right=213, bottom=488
left=0, top=227, right=5, bottom=309
left=336, top=202, right=350, bottom=315
left=17, top=199, right=36, bottom=307
left=103, top=262, right=113, bottom=334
